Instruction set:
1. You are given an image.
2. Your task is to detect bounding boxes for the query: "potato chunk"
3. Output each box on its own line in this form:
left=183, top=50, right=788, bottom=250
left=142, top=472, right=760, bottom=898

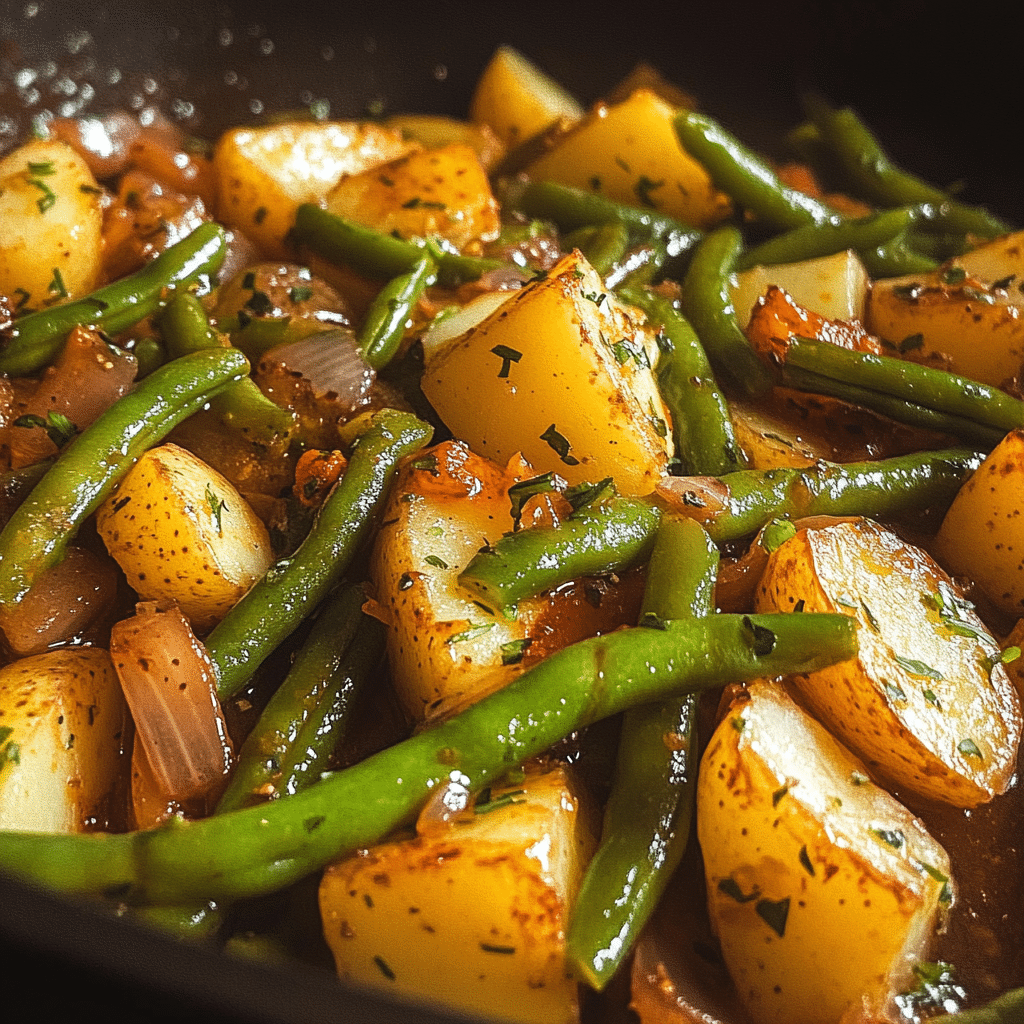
left=699, top=681, right=952, bottom=1024
left=525, top=89, right=731, bottom=229
left=213, top=121, right=416, bottom=257
left=319, top=762, right=596, bottom=1024
left=0, top=649, right=128, bottom=833
left=96, top=443, right=273, bottom=634
left=754, top=517, right=1021, bottom=806
left=422, top=250, right=671, bottom=495
left=0, top=139, right=103, bottom=307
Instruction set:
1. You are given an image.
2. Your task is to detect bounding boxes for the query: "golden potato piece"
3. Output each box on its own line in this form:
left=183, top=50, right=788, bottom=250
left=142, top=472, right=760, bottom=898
left=422, top=250, right=671, bottom=495
left=96, top=443, right=273, bottom=634
left=319, top=762, right=595, bottom=1024
left=755, top=517, right=1021, bottom=806
left=699, top=681, right=952, bottom=1024
left=0, top=648, right=128, bottom=833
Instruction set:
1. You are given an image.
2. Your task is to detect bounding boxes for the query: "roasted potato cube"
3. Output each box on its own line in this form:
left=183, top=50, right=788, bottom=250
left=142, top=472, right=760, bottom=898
left=96, top=443, right=273, bottom=634
left=754, top=517, right=1021, bottom=806
left=0, top=649, right=128, bottom=832
left=699, top=680, right=952, bottom=1024
left=319, top=762, right=596, bottom=1024
left=525, top=89, right=731, bottom=230
left=422, top=250, right=671, bottom=495
left=383, top=114, right=506, bottom=171
left=325, top=143, right=500, bottom=249
left=0, top=139, right=104, bottom=308
left=213, top=121, right=416, bottom=257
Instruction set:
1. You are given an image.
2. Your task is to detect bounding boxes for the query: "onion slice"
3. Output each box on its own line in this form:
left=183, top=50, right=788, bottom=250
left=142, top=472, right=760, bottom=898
left=261, top=328, right=374, bottom=407
left=110, top=602, right=234, bottom=806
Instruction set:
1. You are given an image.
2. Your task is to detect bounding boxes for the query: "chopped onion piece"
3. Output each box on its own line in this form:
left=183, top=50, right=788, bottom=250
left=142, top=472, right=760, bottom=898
left=261, top=329, right=374, bottom=404
left=110, top=602, right=234, bottom=805
left=420, top=289, right=512, bottom=360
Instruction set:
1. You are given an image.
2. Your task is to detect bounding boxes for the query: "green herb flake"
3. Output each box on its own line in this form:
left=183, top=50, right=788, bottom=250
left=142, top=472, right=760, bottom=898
left=540, top=424, right=580, bottom=466
left=755, top=897, right=790, bottom=937
left=718, top=877, right=759, bottom=903
left=882, top=679, right=908, bottom=702
left=941, top=266, right=967, bottom=286
left=13, top=287, right=32, bottom=312
left=798, top=845, right=815, bottom=876
left=446, top=622, right=495, bottom=646
left=957, top=737, right=983, bottom=759
left=14, top=411, right=79, bottom=449
left=27, top=159, right=56, bottom=176
left=401, top=196, right=446, bottom=210
left=923, top=688, right=941, bottom=708
left=564, top=477, right=614, bottom=513
left=479, top=943, right=516, bottom=954
left=793, top=599, right=805, bottom=613
left=582, top=290, right=607, bottom=307
left=412, top=453, right=440, bottom=476
left=898, top=332, right=924, bottom=353
left=30, top=176, right=57, bottom=213
left=491, top=343, right=523, bottom=379
left=772, top=785, right=789, bottom=807
left=373, top=955, right=396, bottom=981
left=500, top=638, right=532, bottom=666
left=635, top=175, right=664, bottom=209
left=424, top=554, right=449, bottom=570
left=639, top=611, right=670, bottom=631
left=288, top=285, right=313, bottom=303
left=742, top=616, right=776, bottom=657
left=508, top=473, right=557, bottom=524
left=851, top=771, right=869, bottom=786
left=859, top=600, right=880, bottom=632
left=253, top=206, right=268, bottom=225
left=871, top=827, right=906, bottom=850
left=894, top=654, right=942, bottom=680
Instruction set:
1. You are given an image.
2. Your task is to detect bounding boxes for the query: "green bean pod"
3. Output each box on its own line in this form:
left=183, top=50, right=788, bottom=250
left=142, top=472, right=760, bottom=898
left=204, top=408, right=432, bottom=698
left=567, top=515, right=717, bottom=989
left=564, top=221, right=630, bottom=277
left=673, top=110, right=835, bottom=231
left=0, top=611, right=858, bottom=904
left=357, top=254, right=437, bottom=370
left=0, top=347, right=248, bottom=608
left=679, top=226, right=773, bottom=398
left=0, top=222, right=228, bottom=377
left=620, top=285, right=746, bottom=476
left=457, top=496, right=662, bottom=617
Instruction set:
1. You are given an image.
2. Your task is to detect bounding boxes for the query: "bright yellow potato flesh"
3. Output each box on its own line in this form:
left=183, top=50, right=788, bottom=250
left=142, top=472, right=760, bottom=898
left=754, top=517, right=1021, bottom=806
left=525, top=89, right=731, bottom=230
left=96, top=443, right=273, bottom=634
left=422, top=250, right=671, bottom=495
left=936, top=428, right=1024, bottom=618
left=0, top=649, right=127, bottom=832
left=213, top=121, right=416, bottom=257
left=699, top=681, right=951, bottom=1024
left=0, top=139, right=103, bottom=307
left=319, top=762, right=596, bottom=1024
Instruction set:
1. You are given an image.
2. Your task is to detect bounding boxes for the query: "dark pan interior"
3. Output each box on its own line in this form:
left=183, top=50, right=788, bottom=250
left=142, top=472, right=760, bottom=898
left=0, top=1, right=1019, bottom=1021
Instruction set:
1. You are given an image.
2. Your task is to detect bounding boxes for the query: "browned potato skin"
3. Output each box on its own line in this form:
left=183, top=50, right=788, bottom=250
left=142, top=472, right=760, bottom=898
left=754, top=517, right=1022, bottom=807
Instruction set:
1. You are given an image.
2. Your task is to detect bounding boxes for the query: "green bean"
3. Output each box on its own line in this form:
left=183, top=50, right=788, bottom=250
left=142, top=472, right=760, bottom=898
left=0, top=222, right=227, bottom=377
left=160, top=293, right=296, bottom=451
left=619, top=285, right=746, bottom=476
left=665, top=447, right=983, bottom=545
left=292, top=204, right=502, bottom=287
left=673, top=110, right=835, bottom=231
left=129, top=336, right=167, bottom=377
left=679, top=226, right=773, bottom=398
left=0, top=347, right=248, bottom=608
left=457, top=496, right=661, bottom=617
left=564, top=221, right=630, bottom=276
left=803, top=97, right=1010, bottom=238
left=357, top=255, right=437, bottom=370
left=215, top=585, right=385, bottom=813
left=0, top=610, right=858, bottom=903
left=204, top=408, right=432, bottom=698
left=941, top=987, right=1024, bottom=1023
left=735, top=208, right=913, bottom=271
left=858, top=234, right=939, bottom=278
left=567, top=515, right=717, bottom=990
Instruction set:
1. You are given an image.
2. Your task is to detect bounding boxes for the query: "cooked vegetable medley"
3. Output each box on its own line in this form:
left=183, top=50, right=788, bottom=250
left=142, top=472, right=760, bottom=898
left=2, top=43, right=1024, bottom=1024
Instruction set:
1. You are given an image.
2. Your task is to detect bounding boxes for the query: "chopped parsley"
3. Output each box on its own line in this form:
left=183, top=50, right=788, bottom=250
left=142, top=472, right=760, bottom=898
left=540, top=424, right=579, bottom=466
left=205, top=484, right=227, bottom=532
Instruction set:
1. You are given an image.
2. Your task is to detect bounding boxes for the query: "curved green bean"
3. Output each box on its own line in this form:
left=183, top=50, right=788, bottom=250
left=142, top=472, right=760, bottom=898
left=564, top=221, right=630, bottom=277
left=620, top=285, right=746, bottom=476
left=204, top=407, right=432, bottom=698
left=357, top=254, right=437, bottom=370
left=567, top=515, right=717, bottom=990
left=457, top=496, right=661, bottom=617
left=0, top=222, right=227, bottom=377
left=679, top=226, right=773, bottom=398
left=0, top=611, right=858, bottom=904
left=0, top=347, right=249, bottom=608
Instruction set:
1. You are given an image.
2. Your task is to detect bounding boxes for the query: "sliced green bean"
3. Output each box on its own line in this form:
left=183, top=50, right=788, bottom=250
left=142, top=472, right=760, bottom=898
left=215, top=585, right=385, bottom=813
left=674, top=110, right=835, bottom=231
left=666, top=447, right=983, bottom=545
left=357, top=254, right=437, bottom=370
left=619, top=286, right=746, bottom=476
left=0, top=611, right=858, bottom=903
left=0, top=347, right=248, bottom=608
left=204, top=407, right=432, bottom=698
left=567, top=515, right=717, bottom=990
left=0, top=222, right=227, bottom=376
left=564, top=221, right=630, bottom=277
left=679, top=226, right=773, bottom=398
left=457, top=496, right=661, bottom=617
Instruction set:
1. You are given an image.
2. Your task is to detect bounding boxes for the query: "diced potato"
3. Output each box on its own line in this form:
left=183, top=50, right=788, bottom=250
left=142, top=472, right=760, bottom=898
left=370, top=440, right=535, bottom=722
left=383, top=114, right=506, bottom=170
left=936, top=429, right=1024, bottom=618
left=525, top=89, right=731, bottom=229
left=866, top=236, right=1024, bottom=389
left=754, top=517, right=1022, bottom=806
left=730, top=249, right=870, bottom=329
left=469, top=45, right=583, bottom=148
left=422, top=251, right=671, bottom=495
left=96, top=443, right=274, bottom=634
left=325, top=143, right=500, bottom=249
left=0, top=139, right=103, bottom=308
left=213, top=121, right=416, bottom=257
left=319, top=762, right=596, bottom=1024
left=699, top=680, right=952, bottom=1024
left=0, top=648, right=128, bottom=832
